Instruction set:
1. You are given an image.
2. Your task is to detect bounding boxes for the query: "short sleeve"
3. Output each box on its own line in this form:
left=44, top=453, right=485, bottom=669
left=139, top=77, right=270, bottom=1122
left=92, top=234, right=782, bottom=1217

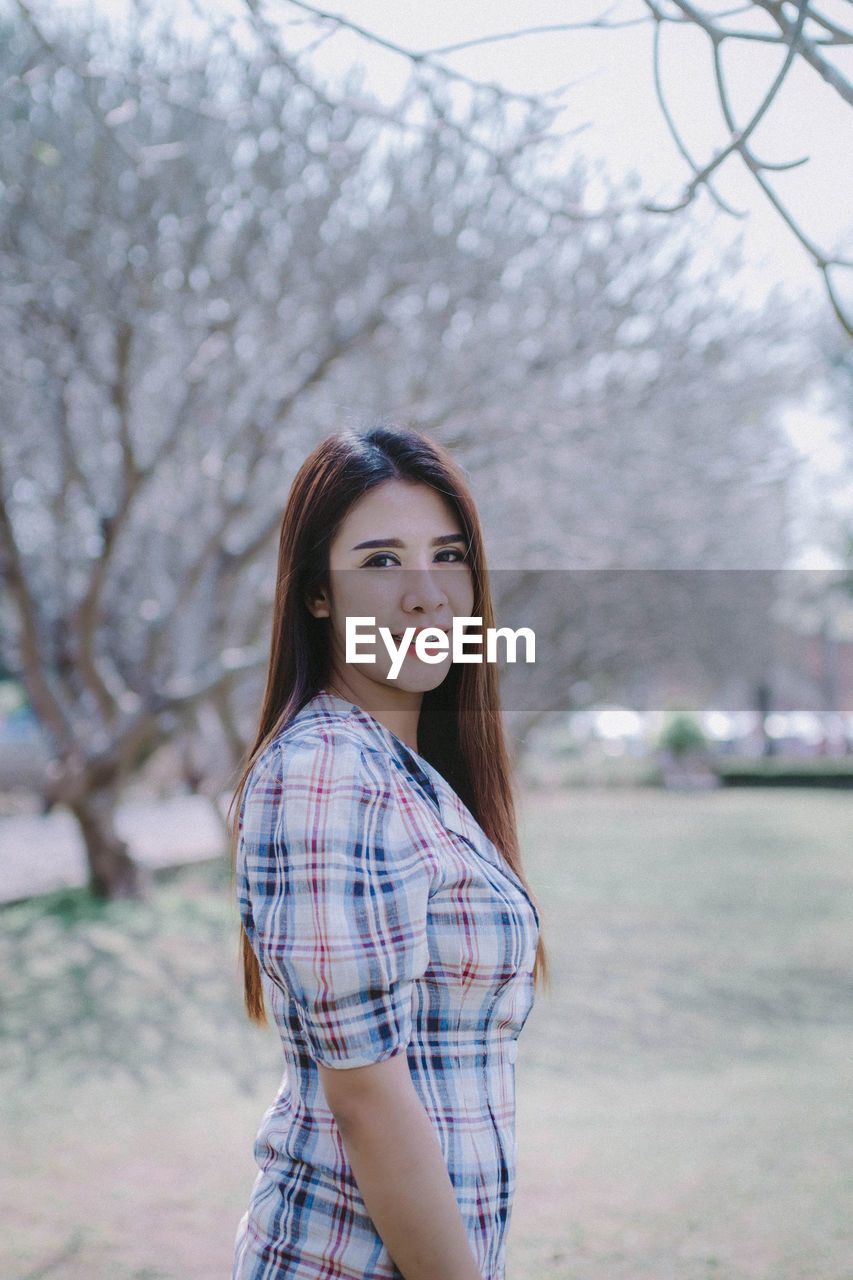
left=238, top=731, right=433, bottom=1068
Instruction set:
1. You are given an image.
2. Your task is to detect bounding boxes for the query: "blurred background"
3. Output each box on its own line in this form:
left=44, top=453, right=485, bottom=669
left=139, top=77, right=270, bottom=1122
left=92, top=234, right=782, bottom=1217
left=1, top=2, right=852, bottom=1278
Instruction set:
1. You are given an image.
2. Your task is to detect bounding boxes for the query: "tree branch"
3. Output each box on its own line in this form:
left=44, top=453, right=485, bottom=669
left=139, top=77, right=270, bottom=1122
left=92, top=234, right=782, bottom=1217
left=425, top=11, right=650, bottom=57
left=649, top=0, right=809, bottom=211
left=258, top=0, right=556, bottom=107
left=71, top=320, right=140, bottom=724
left=646, top=12, right=745, bottom=217
left=751, top=0, right=853, bottom=103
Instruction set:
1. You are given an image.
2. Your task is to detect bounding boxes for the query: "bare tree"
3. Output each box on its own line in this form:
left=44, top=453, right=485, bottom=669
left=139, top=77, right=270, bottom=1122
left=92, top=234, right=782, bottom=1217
left=246, top=0, right=853, bottom=334
left=0, top=8, right=810, bottom=894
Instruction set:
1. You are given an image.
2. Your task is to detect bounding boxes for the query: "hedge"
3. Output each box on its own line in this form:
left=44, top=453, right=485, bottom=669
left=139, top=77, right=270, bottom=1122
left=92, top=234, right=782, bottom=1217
left=714, top=756, right=853, bottom=788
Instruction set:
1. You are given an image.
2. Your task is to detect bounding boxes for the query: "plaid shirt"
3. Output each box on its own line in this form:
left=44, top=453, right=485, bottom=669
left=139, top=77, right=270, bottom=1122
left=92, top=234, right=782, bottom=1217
left=233, top=691, right=539, bottom=1280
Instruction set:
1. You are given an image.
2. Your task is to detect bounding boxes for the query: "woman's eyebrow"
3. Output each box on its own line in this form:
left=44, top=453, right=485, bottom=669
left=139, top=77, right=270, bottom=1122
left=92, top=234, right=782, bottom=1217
left=351, top=533, right=466, bottom=551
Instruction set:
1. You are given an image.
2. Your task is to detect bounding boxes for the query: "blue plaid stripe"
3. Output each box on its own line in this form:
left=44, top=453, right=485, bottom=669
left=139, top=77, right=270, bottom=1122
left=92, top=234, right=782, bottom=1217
left=233, top=692, right=538, bottom=1280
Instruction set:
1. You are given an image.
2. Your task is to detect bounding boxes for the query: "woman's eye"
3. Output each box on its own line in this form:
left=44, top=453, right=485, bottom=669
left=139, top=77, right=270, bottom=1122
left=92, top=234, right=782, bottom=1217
left=363, top=553, right=400, bottom=568
left=361, top=548, right=467, bottom=567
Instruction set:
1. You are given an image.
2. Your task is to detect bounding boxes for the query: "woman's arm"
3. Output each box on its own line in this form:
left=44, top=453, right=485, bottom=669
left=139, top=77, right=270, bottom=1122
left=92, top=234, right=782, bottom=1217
left=319, top=1053, right=484, bottom=1280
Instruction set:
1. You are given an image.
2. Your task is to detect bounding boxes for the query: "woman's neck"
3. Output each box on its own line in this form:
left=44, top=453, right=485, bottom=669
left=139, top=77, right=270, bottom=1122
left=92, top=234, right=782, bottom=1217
left=323, top=674, right=422, bottom=754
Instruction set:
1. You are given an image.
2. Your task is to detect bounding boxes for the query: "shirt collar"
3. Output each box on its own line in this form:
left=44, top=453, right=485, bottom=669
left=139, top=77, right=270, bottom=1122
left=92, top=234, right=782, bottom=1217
left=301, top=690, right=482, bottom=846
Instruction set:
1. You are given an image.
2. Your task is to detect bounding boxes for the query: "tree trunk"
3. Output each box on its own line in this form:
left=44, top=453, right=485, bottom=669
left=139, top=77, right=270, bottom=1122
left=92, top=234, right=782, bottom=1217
left=69, top=792, right=141, bottom=898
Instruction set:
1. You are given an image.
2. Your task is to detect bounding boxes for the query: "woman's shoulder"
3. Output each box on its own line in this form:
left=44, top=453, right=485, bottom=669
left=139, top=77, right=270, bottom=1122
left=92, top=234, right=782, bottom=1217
left=239, top=697, right=420, bottom=856
left=247, top=695, right=389, bottom=796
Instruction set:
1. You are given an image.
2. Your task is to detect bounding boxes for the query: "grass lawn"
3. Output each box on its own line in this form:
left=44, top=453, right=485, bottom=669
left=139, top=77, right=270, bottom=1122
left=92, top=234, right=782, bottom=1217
left=1, top=786, right=851, bottom=1279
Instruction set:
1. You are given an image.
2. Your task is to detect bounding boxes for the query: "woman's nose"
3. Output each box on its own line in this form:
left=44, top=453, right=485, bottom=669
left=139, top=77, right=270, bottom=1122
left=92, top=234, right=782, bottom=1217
left=400, top=567, right=449, bottom=615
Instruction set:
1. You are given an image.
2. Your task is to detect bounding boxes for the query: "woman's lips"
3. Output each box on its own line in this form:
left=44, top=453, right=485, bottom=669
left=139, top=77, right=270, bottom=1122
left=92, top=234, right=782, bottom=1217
left=392, top=630, right=449, bottom=656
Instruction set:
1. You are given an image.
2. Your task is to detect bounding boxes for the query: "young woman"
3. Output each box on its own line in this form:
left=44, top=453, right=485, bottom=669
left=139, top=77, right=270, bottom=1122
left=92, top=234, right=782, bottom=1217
left=231, top=426, right=544, bottom=1280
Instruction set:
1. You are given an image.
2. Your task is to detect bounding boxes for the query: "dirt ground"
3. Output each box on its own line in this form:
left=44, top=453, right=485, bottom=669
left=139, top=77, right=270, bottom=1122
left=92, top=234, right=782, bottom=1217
left=1, top=786, right=851, bottom=1280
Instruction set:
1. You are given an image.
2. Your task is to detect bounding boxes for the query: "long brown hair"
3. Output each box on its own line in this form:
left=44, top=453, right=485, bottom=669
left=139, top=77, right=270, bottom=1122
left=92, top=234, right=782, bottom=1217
left=232, top=425, right=546, bottom=1023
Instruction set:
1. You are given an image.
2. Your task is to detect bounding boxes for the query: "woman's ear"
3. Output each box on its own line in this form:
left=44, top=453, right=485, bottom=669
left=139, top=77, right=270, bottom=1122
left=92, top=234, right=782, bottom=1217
left=305, top=588, right=330, bottom=619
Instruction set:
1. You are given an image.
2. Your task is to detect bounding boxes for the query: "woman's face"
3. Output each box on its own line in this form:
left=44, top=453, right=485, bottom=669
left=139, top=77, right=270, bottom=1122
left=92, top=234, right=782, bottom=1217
left=307, top=478, right=475, bottom=708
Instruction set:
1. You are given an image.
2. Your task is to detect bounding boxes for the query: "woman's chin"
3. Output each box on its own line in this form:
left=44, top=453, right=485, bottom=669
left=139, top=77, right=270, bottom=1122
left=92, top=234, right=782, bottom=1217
left=381, top=656, right=452, bottom=695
